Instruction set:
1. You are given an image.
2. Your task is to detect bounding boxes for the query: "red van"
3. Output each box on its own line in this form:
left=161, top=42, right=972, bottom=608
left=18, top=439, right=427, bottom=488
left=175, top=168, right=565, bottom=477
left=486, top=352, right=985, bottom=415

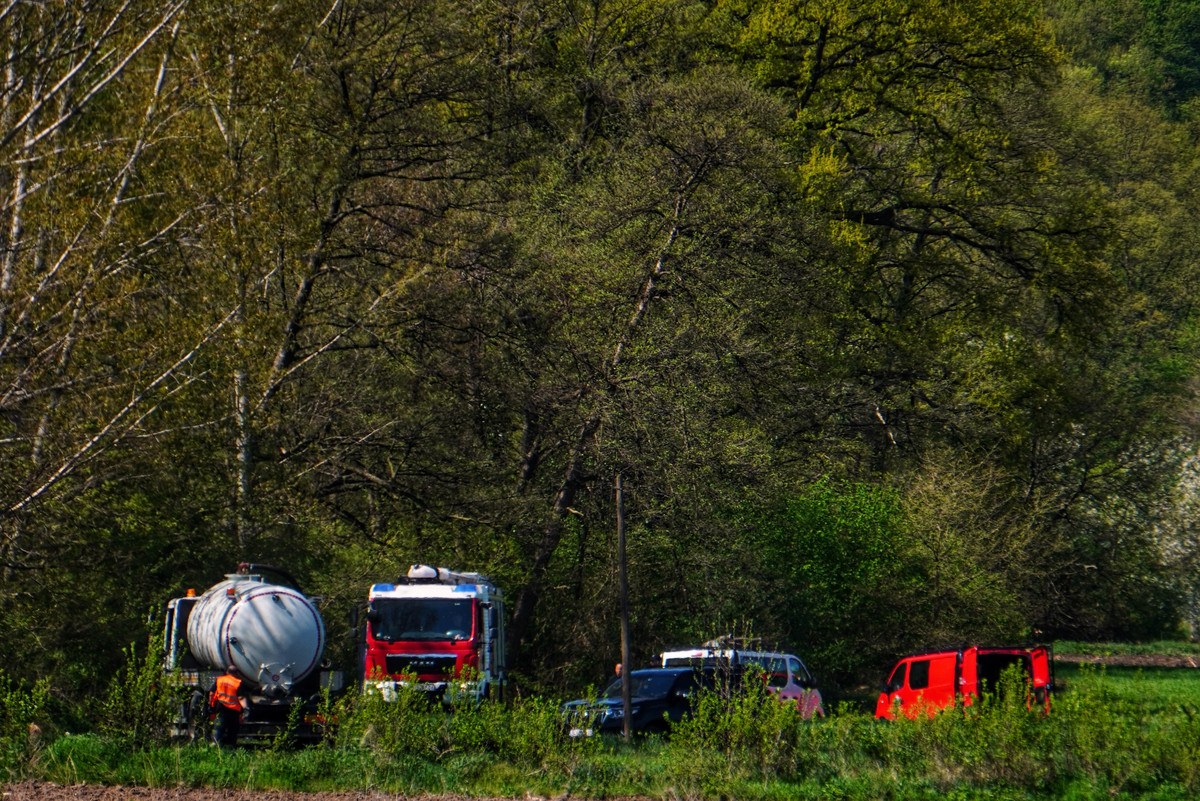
left=875, top=645, right=1053, bottom=719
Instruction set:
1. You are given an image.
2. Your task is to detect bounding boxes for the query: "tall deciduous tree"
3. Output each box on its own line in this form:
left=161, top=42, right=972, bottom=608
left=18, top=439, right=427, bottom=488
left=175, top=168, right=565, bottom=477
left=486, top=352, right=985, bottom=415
left=4, top=0, right=1200, bottom=698
left=695, top=0, right=1200, bottom=640
left=0, top=0, right=234, bottom=683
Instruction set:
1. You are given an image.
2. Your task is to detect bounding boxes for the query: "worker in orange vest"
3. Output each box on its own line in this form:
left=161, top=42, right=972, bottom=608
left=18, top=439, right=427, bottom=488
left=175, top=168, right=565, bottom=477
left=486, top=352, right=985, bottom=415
left=210, top=666, right=250, bottom=747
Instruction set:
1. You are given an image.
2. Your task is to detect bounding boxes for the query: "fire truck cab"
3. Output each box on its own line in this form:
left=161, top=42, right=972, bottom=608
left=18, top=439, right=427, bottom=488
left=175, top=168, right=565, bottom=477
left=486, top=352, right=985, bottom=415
left=362, top=564, right=506, bottom=703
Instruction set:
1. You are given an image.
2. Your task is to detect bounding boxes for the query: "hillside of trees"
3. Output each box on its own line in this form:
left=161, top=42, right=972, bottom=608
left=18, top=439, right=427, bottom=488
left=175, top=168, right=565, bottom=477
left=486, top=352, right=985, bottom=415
left=3, top=0, right=1200, bottom=702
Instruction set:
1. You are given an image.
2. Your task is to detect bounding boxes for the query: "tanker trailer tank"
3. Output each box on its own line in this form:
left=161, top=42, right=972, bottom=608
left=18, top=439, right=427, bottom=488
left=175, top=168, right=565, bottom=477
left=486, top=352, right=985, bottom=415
left=186, top=572, right=326, bottom=697
left=163, top=564, right=342, bottom=744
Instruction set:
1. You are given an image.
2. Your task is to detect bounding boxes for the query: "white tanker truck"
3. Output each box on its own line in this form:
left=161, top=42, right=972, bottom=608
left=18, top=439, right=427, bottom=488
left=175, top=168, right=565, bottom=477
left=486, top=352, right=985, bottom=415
left=163, top=563, right=344, bottom=743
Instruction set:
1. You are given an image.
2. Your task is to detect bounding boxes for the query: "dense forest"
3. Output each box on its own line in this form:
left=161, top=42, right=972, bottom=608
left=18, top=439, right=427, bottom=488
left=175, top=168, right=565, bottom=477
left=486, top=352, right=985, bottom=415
left=2, top=0, right=1200, bottom=702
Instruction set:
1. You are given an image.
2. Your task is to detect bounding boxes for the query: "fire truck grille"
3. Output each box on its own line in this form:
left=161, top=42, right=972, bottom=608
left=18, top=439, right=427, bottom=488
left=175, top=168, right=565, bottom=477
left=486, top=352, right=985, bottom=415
left=386, top=654, right=457, bottom=676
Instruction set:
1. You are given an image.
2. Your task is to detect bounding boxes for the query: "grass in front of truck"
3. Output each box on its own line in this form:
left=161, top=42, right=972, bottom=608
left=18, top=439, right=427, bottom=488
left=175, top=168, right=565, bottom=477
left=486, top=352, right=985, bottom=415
left=7, top=652, right=1198, bottom=800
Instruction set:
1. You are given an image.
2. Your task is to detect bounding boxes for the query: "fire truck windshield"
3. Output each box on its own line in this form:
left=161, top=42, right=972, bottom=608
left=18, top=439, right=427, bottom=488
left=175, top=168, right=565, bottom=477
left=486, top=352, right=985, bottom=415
left=370, top=598, right=474, bottom=642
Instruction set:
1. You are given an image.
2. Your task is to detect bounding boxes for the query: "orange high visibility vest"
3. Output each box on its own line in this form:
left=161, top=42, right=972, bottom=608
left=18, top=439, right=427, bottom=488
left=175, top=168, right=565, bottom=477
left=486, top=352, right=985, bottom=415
left=214, top=674, right=243, bottom=710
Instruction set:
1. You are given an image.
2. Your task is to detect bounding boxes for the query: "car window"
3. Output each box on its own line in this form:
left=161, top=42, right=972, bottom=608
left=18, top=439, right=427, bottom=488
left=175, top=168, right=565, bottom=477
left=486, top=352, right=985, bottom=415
left=765, top=657, right=788, bottom=687
left=886, top=662, right=908, bottom=693
left=600, top=672, right=676, bottom=699
left=908, top=659, right=931, bottom=690
left=671, top=672, right=704, bottom=696
left=664, top=656, right=722, bottom=668
left=788, top=657, right=809, bottom=685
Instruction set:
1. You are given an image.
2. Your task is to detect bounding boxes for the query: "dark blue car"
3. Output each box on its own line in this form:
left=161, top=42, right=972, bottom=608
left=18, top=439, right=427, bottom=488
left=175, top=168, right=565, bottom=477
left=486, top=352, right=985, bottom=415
left=563, top=667, right=712, bottom=736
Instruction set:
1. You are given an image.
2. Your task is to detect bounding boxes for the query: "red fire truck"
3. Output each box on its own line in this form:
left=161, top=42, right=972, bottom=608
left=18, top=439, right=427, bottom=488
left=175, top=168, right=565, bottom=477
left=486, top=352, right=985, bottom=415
left=875, top=645, right=1053, bottom=719
left=361, top=564, right=506, bottom=702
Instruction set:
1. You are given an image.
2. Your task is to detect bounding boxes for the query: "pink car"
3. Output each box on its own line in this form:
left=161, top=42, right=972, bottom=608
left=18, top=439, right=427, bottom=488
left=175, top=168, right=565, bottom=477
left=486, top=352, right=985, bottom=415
left=660, top=642, right=825, bottom=718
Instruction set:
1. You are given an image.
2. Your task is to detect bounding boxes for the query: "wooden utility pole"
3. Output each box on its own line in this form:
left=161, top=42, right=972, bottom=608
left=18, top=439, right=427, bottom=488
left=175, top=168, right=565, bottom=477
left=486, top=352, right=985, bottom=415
left=617, top=473, right=632, bottom=739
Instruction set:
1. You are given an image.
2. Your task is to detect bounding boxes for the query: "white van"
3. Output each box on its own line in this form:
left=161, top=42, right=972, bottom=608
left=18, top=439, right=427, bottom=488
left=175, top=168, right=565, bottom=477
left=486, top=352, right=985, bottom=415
left=659, top=639, right=824, bottom=718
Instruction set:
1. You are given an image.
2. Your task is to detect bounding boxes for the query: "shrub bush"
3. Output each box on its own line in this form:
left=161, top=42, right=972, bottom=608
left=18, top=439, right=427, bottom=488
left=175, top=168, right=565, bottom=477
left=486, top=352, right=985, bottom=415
left=668, top=666, right=806, bottom=789
left=94, top=629, right=181, bottom=748
left=0, top=670, right=49, bottom=779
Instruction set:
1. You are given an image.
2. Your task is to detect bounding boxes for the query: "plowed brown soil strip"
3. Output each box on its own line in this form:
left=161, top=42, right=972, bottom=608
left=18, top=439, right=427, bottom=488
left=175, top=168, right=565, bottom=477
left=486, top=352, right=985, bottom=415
left=1053, top=653, right=1199, bottom=668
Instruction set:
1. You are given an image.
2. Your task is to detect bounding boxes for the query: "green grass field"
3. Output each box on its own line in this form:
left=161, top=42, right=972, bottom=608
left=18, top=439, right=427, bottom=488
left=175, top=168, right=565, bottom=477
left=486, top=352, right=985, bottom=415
left=7, top=645, right=1200, bottom=800
left=1057, top=662, right=1200, bottom=709
left=1053, top=641, right=1200, bottom=657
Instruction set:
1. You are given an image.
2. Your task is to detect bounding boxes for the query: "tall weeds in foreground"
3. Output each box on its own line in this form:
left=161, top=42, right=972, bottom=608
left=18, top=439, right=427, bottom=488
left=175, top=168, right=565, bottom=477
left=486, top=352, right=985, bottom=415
left=0, top=670, right=49, bottom=779
left=94, top=628, right=180, bottom=748
left=667, top=664, right=1200, bottom=798
left=332, top=677, right=446, bottom=759
left=668, top=666, right=806, bottom=790
left=1050, top=665, right=1200, bottom=794
left=18, top=664, right=1200, bottom=799
left=331, top=679, right=598, bottom=774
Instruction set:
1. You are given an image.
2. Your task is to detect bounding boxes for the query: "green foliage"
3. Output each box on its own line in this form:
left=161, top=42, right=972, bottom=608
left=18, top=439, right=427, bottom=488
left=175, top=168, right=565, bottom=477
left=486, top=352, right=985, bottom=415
left=663, top=662, right=1200, bottom=798
left=0, top=671, right=49, bottom=779
left=333, top=681, right=597, bottom=773
left=744, top=481, right=916, bottom=679
left=669, top=666, right=808, bottom=787
left=23, top=661, right=1200, bottom=799
left=1058, top=662, right=1200, bottom=710
left=1054, top=640, right=1200, bottom=657
left=1049, top=0, right=1200, bottom=113
left=741, top=478, right=1031, bottom=682
left=94, top=629, right=180, bottom=749
left=333, top=680, right=446, bottom=759
left=3, top=0, right=1200, bottom=726
left=269, top=699, right=307, bottom=753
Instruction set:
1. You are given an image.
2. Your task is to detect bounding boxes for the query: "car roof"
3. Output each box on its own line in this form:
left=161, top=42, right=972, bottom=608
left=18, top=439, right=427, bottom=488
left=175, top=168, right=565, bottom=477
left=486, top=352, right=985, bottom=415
left=628, top=666, right=701, bottom=676
left=660, top=648, right=801, bottom=661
